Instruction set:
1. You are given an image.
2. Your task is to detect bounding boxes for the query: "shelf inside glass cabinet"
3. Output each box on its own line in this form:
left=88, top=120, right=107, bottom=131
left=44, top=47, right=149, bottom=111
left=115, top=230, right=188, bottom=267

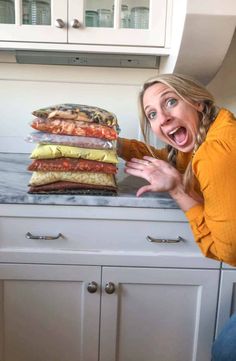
left=84, top=0, right=150, bottom=29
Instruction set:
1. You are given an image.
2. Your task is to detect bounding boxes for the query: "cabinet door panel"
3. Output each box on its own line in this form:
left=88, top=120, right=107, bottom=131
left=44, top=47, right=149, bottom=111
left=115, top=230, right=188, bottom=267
left=100, top=267, right=219, bottom=361
left=69, top=0, right=166, bottom=46
left=0, top=0, right=67, bottom=42
left=0, top=264, right=100, bottom=361
left=215, top=270, right=236, bottom=337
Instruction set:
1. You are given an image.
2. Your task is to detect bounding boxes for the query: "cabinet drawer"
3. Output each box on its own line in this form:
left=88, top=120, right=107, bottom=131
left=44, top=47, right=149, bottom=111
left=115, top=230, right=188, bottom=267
left=1, top=216, right=199, bottom=254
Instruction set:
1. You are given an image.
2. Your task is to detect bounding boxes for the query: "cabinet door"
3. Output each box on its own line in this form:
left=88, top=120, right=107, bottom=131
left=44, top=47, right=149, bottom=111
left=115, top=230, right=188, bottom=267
left=215, top=270, right=236, bottom=337
left=100, top=267, right=219, bottom=361
left=69, top=0, right=167, bottom=47
left=0, top=264, right=100, bottom=361
left=0, top=0, right=67, bottom=42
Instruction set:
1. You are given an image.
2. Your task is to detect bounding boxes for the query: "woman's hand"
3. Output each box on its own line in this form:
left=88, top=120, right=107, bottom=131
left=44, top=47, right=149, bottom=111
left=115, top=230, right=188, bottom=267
left=125, top=156, right=201, bottom=212
left=125, top=156, right=182, bottom=197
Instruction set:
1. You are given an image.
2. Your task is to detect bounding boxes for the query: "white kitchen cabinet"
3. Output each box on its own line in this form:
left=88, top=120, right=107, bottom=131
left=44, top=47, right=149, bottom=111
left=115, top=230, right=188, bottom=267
left=0, top=0, right=68, bottom=43
left=100, top=267, right=219, bottom=361
left=0, top=265, right=219, bottom=361
left=0, top=264, right=101, bottom=361
left=215, top=268, right=236, bottom=337
left=0, top=0, right=168, bottom=48
left=0, top=204, right=220, bottom=361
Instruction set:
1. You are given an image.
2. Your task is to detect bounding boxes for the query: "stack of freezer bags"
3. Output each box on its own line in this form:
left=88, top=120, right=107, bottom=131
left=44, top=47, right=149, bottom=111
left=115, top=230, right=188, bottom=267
left=26, top=104, right=119, bottom=195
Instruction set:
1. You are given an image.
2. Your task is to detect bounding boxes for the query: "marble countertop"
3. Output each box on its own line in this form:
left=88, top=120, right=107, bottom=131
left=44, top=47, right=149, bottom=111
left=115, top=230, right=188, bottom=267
left=0, top=153, right=178, bottom=209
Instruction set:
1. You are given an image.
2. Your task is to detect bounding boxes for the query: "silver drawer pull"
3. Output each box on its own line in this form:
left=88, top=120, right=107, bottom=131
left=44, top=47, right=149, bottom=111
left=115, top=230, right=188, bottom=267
left=146, top=235, right=184, bottom=243
left=25, top=232, right=63, bottom=240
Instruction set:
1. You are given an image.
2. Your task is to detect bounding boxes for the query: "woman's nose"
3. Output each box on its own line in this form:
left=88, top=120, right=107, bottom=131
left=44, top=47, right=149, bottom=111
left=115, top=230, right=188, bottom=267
left=159, top=109, right=171, bottom=125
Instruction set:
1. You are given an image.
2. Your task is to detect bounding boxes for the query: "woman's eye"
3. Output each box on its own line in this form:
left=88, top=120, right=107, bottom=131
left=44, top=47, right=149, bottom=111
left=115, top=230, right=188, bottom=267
left=166, top=98, right=177, bottom=108
left=147, top=111, right=157, bottom=120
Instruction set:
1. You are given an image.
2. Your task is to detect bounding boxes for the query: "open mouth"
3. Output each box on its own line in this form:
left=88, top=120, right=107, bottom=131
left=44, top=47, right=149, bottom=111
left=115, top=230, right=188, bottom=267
left=168, top=127, right=188, bottom=146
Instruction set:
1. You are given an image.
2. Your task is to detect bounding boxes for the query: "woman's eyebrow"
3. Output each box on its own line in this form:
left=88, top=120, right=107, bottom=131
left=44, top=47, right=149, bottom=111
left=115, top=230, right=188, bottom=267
left=144, top=105, right=151, bottom=111
left=160, top=90, right=175, bottom=98
left=144, top=90, right=175, bottom=111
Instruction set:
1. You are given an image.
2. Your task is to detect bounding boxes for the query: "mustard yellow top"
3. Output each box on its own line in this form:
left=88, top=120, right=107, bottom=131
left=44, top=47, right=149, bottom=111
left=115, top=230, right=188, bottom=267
left=119, top=108, right=236, bottom=266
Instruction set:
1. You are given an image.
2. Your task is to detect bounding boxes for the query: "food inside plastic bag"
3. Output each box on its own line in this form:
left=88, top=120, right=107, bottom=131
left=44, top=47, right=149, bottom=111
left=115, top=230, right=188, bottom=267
left=28, top=158, right=117, bottom=173
left=28, top=181, right=117, bottom=195
left=29, top=171, right=116, bottom=187
left=32, top=103, right=118, bottom=128
left=30, top=144, right=118, bottom=164
left=25, top=132, right=114, bottom=149
left=30, top=118, right=118, bottom=140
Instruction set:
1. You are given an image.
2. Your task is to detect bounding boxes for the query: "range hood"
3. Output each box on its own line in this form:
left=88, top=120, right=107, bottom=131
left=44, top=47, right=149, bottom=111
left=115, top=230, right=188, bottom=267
left=159, top=0, right=236, bottom=84
left=15, top=51, right=160, bottom=69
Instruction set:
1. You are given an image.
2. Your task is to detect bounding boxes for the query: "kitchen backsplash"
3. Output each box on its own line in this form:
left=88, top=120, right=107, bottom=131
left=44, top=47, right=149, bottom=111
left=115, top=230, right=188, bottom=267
left=0, top=61, right=159, bottom=153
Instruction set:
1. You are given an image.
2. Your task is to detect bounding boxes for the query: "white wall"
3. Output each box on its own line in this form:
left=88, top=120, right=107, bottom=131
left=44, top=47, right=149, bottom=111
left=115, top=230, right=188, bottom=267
left=0, top=61, right=157, bottom=153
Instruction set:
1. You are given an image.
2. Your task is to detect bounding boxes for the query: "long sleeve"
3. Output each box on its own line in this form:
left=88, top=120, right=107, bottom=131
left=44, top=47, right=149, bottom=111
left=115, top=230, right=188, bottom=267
left=118, top=137, right=192, bottom=173
left=118, top=137, right=168, bottom=161
left=185, top=115, right=236, bottom=266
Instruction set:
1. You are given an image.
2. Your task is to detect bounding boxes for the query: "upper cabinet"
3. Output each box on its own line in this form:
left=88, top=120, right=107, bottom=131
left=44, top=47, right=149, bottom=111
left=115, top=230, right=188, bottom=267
left=0, top=0, right=235, bottom=84
left=0, top=0, right=168, bottom=48
left=0, top=0, right=68, bottom=43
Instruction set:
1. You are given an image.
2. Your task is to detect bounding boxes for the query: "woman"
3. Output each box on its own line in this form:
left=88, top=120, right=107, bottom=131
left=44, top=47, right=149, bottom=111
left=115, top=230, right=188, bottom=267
left=117, top=73, right=236, bottom=361
left=117, top=73, right=236, bottom=267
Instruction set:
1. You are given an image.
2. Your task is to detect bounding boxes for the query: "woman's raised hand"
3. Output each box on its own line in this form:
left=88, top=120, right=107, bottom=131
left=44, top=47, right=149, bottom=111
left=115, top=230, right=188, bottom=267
left=124, top=156, right=183, bottom=197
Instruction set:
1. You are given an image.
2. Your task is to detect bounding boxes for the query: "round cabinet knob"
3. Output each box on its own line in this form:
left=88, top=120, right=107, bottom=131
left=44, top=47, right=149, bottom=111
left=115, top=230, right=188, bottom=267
left=105, top=282, right=115, bottom=294
left=87, top=281, right=98, bottom=293
left=55, top=18, right=65, bottom=28
left=71, top=18, right=81, bottom=28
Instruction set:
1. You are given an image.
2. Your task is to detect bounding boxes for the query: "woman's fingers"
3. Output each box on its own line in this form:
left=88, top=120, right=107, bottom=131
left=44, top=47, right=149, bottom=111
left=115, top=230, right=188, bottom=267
left=143, top=156, right=157, bottom=162
left=125, top=157, right=159, bottom=170
left=124, top=165, right=150, bottom=180
left=136, top=185, right=153, bottom=197
left=128, top=158, right=151, bottom=166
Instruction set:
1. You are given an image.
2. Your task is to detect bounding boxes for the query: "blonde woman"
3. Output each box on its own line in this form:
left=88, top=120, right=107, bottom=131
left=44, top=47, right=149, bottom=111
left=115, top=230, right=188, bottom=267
left=117, top=73, right=236, bottom=360
left=118, top=73, right=236, bottom=267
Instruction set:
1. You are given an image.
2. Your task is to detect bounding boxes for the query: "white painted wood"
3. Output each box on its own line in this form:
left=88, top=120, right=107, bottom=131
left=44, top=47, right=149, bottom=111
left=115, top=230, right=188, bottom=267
left=0, top=204, right=220, bottom=268
left=215, top=269, right=236, bottom=337
left=0, top=216, right=200, bottom=254
left=69, top=0, right=167, bottom=47
left=0, top=41, right=170, bottom=54
left=100, top=267, right=219, bottom=361
left=0, top=203, right=221, bottom=360
left=0, top=0, right=68, bottom=42
left=0, top=0, right=168, bottom=47
left=0, top=263, right=101, bottom=361
left=0, top=203, right=188, bottom=221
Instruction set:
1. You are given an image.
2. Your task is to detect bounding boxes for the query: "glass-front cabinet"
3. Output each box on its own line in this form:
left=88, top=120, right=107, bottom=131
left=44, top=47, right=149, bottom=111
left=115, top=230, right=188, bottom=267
left=0, top=0, right=167, bottom=47
left=0, top=0, right=67, bottom=42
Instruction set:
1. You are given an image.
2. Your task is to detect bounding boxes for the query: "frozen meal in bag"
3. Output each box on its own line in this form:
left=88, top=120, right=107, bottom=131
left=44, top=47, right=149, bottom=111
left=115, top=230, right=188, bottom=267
left=32, top=103, right=119, bottom=128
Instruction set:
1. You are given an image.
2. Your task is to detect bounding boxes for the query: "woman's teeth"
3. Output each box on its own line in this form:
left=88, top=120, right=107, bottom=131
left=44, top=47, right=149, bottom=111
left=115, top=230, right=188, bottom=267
left=168, top=127, right=181, bottom=138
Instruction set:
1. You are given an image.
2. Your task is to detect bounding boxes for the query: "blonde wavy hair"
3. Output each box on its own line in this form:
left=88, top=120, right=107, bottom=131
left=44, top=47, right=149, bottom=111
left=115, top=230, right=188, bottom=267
left=138, top=73, right=218, bottom=194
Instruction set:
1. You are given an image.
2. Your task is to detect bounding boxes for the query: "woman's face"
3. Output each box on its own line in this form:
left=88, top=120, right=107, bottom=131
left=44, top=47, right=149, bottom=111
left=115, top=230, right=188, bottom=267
left=143, top=83, right=202, bottom=153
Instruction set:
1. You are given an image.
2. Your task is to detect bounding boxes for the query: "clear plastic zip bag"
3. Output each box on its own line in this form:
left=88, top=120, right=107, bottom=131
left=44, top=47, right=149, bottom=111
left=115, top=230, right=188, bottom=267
left=25, top=131, right=115, bottom=149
